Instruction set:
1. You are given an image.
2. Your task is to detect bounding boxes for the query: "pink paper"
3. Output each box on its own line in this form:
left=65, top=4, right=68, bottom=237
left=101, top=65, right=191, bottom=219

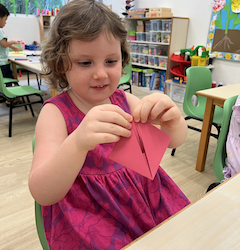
left=109, top=121, right=171, bottom=180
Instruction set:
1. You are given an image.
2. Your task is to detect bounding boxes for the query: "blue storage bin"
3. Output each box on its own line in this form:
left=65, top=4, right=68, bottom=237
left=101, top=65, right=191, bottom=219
left=25, top=44, right=40, bottom=51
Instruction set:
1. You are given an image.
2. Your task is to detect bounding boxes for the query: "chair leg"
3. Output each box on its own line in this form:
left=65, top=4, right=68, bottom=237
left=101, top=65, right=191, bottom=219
left=21, top=97, right=28, bottom=110
left=26, top=96, right=35, bottom=117
left=9, top=101, right=13, bottom=137
left=27, top=71, right=30, bottom=85
left=35, top=74, right=41, bottom=90
left=171, top=148, right=176, bottom=156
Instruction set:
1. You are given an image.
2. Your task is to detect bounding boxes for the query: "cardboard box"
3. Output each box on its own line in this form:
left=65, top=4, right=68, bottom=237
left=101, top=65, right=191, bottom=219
left=128, top=14, right=145, bottom=18
left=128, top=11, right=146, bottom=15
left=149, top=7, right=171, bottom=13
left=137, top=20, right=144, bottom=32
left=148, top=12, right=173, bottom=18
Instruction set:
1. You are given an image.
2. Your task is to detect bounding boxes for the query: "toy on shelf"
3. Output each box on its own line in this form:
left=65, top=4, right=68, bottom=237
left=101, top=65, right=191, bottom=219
left=122, top=0, right=135, bottom=17
left=181, top=45, right=209, bottom=67
left=170, top=53, right=191, bottom=80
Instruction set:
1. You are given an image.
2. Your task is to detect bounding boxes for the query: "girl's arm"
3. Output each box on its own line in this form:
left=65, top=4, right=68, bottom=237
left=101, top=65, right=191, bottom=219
left=0, top=39, right=20, bottom=50
left=126, top=92, right=188, bottom=149
left=29, top=103, right=132, bottom=206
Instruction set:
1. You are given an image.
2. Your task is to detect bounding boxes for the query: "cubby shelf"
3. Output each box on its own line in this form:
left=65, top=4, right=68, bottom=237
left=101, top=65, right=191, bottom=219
left=126, top=16, right=189, bottom=90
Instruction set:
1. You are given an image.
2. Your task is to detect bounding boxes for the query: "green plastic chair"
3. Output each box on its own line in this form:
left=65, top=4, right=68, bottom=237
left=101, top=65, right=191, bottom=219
left=212, top=95, right=238, bottom=182
left=32, top=137, right=50, bottom=250
left=117, top=57, right=132, bottom=93
left=0, top=69, right=44, bottom=137
left=171, top=66, right=223, bottom=156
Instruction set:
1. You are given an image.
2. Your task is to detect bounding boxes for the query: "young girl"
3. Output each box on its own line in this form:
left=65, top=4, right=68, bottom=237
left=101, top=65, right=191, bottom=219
left=29, top=0, right=190, bottom=249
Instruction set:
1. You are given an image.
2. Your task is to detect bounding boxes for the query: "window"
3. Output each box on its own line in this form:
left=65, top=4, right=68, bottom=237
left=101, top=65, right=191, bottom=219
left=2, top=0, right=64, bottom=16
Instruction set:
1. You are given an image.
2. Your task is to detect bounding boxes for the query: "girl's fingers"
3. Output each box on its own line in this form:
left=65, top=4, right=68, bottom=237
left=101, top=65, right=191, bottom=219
left=159, top=106, right=180, bottom=123
left=92, top=122, right=132, bottom=137
left=98, top=104, right=133, bottom=123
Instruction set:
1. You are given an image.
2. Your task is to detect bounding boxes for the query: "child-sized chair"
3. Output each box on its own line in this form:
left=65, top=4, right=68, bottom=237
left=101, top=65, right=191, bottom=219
left=32, top=137, right=50, bottom=250
left=212, top=95, right=239, bottom=182
left=117, top=57, right=132, bottom=93
left=0, top=69, right=43, bottom=137
left=171, top=66, right=223, bottom=156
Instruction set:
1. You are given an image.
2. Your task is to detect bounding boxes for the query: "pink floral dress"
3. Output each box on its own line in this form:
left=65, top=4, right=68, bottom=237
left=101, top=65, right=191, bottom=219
left=42, top=89, right=190, bottom=250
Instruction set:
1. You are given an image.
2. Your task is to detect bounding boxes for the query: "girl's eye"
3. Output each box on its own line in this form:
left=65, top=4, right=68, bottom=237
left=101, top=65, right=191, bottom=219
left=78, top=61, right=91, bottom=66
left=106, top=60, right=117, bottom=64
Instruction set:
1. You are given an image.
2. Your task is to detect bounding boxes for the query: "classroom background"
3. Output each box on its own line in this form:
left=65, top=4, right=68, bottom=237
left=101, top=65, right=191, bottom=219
left=4, top=0, right=239, bottom=86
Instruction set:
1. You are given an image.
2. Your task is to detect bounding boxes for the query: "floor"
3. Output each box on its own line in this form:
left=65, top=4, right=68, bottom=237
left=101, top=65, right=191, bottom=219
left=0, top=74, right=218, bottom=249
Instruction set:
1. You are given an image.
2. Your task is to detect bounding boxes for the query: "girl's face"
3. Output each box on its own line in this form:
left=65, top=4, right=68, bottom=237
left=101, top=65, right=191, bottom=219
left=65, top=32, right=122, bottom=108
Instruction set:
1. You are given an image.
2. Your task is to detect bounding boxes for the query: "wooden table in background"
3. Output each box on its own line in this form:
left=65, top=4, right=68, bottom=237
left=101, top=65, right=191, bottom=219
left=8, top=56, right=58, bottom=97
left=122, top=173, right=240, bottom=250
left=195, top=83, right=240, bottom=172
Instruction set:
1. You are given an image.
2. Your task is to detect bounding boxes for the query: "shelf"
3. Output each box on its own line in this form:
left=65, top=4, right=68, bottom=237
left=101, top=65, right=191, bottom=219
left=128, top=40, right=169, bottom=46
left=125, top=17, right=187, bottom=20
left=132, top=62, right=167, bottom=70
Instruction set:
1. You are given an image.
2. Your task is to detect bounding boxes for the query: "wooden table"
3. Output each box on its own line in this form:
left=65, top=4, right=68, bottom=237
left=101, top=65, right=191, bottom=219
left=122, top=173, right=240, bottom=250
left=8, top=53, right=58, bottom=97
left=195, top=83, right=240, bottom=172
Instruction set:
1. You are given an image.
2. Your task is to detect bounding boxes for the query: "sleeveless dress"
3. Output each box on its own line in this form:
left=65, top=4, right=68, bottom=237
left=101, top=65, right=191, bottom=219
left=223, top=95, right=240, bottom=180
left=42, top=89, right=190, bottom=250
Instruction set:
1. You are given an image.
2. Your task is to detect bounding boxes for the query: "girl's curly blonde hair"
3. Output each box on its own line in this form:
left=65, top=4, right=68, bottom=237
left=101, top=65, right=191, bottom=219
left=41, top=0, right=130, bottom=92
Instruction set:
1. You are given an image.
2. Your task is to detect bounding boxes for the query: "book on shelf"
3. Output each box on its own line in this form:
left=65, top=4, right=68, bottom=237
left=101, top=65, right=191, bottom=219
left=149, top=72, right=160, bottom=90
left=159, top=71, right=166, bottom=92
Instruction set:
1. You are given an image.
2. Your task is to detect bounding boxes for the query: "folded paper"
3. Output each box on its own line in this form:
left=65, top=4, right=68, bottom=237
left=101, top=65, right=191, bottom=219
left=109, top=121, right=171, bottom=180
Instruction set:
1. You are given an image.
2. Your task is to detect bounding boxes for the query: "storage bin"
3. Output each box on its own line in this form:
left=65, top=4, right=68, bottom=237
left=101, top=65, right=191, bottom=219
left=150, top=19, right=162, bottom=31
left=130, top=43, right=139, bottom=53
left=145, top=21, right=151, bottom=32
left=150, top=31, right=161, bottom=42
left=161, top=31, right=171, bottom=43
left=154, top=56, right=160, bottom=67
left=25, top=44, right=40, bottom=50
left=131, top=53, right=139, bottom=63
left=162, top=19, right=172, bottom=31
left=159, top=56, right=168, bottom=68
left=138, top=54, right=148, bottom=65
left=148, top=55, right=155, bottom=66
left=166, top=80, right=186, bottom=103
left=136, top=32, right=146, bottom=41
left=139, top=44, right=149, bottom=54
left=145, top=32, right=151, bottom=42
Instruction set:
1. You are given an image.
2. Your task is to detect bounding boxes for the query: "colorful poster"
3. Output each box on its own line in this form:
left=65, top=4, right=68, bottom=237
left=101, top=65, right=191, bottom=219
left=207, top=0, right=240, bottom=61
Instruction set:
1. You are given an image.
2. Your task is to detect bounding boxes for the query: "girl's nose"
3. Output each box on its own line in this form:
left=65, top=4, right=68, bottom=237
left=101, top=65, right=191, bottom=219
left=93, top=66, right=108, bottom=80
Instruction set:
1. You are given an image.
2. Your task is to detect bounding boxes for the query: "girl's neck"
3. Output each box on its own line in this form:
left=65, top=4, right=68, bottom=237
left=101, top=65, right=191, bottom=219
left=67, top=89, right=111, bottom=114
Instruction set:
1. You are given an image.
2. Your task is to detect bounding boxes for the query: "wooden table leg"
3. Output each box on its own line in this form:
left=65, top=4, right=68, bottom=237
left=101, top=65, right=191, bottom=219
left=11, top=62, right=18, bottom=79
left=51, top=89, right=58, bottom=97
left=196, top=98, right=215, bottom=172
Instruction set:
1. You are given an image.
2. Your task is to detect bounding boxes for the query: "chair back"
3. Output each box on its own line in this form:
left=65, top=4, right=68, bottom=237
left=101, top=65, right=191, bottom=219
left=213, top=95, right=238, bottom=182
left=119, top=57, right=132, bottom=85
left=183, top=66, right=222, bottom=125
left=32, top=137, right=50, bottom=250
left=0, top=69, right=15, bottom=98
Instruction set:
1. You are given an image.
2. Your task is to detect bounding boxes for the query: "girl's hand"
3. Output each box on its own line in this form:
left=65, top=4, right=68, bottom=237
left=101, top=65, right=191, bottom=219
left=133, top=93, right=182, bottom=130
left=11, top=45, right=21, bottom=52
left=75, top=104, right=133, bottom=151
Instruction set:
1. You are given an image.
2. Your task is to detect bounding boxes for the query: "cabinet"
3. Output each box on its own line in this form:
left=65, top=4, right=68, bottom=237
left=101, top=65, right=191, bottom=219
left=38, top=15, right=53, bottom=43
left=125, top=17, right=189, bottom=89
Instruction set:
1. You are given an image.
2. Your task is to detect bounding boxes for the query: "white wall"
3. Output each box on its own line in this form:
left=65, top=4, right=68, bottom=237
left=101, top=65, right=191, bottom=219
left=3, top=14, right=40, bottom=45
left=109, top=0, right=240, bottom=85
